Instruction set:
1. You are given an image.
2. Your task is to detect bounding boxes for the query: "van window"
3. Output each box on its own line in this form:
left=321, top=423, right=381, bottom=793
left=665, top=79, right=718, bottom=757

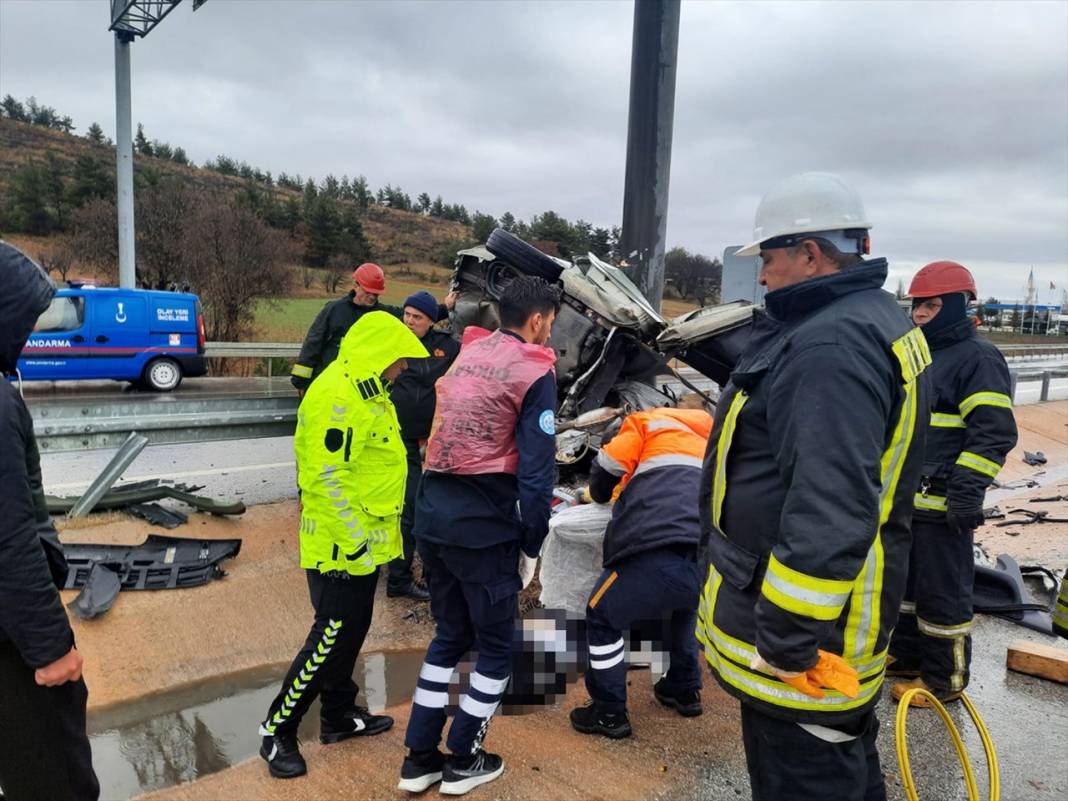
left=34, top=297, right=85, bottom=332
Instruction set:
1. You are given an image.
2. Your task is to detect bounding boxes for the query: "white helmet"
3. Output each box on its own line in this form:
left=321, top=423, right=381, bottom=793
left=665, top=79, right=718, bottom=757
left=736, top=172, right=872, bottom=257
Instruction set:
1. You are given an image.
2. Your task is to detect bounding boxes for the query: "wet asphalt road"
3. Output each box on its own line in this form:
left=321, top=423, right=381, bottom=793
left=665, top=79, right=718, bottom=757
left=682, top=613, right=1068, bottom=801
left=42, top=435, right=298, bottom=506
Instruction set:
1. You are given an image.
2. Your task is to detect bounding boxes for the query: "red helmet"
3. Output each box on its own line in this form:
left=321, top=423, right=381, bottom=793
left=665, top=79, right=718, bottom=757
left=907, top=260, right=977, bottom=300
left=353, top=262, right=385, bottom=294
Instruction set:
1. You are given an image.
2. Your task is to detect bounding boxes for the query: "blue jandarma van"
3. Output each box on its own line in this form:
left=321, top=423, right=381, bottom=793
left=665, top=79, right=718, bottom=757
left=18, top=284, right=207, bottom=391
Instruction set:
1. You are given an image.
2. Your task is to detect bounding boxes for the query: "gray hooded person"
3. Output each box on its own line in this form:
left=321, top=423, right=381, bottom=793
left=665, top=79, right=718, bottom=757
left=0, top=241, right=100, bottom=801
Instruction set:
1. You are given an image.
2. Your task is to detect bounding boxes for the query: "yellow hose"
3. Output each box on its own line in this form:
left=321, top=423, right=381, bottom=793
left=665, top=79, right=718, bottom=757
left=894, top=689, right=1000, bottom=801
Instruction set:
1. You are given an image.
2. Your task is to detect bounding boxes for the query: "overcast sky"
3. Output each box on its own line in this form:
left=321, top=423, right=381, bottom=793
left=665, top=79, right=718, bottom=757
left=2, top=0, right=1066, bottom=302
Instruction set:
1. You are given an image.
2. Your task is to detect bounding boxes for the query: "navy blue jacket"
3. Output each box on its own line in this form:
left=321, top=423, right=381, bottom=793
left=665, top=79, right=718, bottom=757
left=913, top=318, right=1017, bottom=519
left=414, top=331, right=557, bottom=557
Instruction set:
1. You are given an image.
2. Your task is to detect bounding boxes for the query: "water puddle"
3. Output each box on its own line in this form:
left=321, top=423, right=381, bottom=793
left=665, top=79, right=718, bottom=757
left=88, top=650, right=424, bottom=801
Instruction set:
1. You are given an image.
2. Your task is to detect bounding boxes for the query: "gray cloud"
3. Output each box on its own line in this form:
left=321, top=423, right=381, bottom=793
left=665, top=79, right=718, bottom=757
left=1, top=0, right=1064, bottom=300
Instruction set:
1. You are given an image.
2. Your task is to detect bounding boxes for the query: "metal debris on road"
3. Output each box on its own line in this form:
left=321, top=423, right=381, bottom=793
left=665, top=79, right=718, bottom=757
left=127, top=503, right=189, bottom=529
left=47, top=479, right=246, bottom=516
left=994, top=509, right=1068, bottom=527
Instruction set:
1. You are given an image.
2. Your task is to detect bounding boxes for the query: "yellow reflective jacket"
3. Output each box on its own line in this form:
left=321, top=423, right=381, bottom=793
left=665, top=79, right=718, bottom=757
left=295, top=311, right=428, bottom=576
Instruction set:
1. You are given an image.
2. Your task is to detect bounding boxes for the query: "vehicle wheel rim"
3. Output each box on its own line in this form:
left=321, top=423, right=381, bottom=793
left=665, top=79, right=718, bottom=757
left=151, top=362, right=178, bottom=389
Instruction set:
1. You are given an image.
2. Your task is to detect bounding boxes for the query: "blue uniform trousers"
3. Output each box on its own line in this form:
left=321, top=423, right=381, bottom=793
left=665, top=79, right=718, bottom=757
left=584, top=546, right=702, bottom=713
left=404, top=539, right=521, bottom=755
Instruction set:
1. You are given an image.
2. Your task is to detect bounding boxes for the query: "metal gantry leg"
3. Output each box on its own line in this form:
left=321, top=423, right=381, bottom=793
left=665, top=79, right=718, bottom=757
left=619, top=0, right=681, bottom=314
left=114, top=31, right=137, bottom=289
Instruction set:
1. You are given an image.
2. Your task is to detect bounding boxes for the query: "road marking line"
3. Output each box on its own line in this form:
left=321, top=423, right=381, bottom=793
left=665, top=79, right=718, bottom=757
left=45, top=460, right=296, bottom=491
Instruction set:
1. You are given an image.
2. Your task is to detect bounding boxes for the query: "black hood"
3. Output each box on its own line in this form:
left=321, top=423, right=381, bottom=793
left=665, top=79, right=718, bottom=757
left=0, top=241, right=55, bottom=373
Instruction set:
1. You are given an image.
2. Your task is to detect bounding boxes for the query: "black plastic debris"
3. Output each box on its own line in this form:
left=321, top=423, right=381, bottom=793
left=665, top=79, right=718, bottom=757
left=995, top=509, right=1068, bottom=527
left=46, top=480, right=245, bottom=516
left=62, top=534, right=242, bottom=592
left=1029, top=494, right=1068, bottom=503
left=1023, top=451, right=1048, bottom=466
left=973, top=553, right=1053, bottom=634
left=128, top=503, right=188, bottom=529
left=68, top=563, right=122, bottom=619
left=983, top=506, right=1005, bottom=520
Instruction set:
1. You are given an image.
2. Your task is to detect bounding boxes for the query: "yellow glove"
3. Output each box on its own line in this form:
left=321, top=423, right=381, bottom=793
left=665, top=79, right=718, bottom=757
left=750, top=649, right=860, bottom=700
left=574, top=486, right=592, bottom=504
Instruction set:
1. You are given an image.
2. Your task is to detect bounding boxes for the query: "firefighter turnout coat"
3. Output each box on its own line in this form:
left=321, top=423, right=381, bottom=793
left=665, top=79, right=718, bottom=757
left=290, top=292, right=405, bottom=391
left=696, top=260, right=931, bottom=725
left=912, top=317, right=1017, bottom=518
left=295, top=311, right=427, bottom=576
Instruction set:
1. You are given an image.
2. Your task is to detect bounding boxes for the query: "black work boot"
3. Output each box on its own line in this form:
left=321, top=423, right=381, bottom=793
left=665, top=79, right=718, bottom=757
left=440, top=750, right=505, bottom=796
left=388, top=582, right=431, bottom=601
left=569, top=703, right=632, bottom=739
left=259, top=732, right=306, bottom=779
left=653, top=677, right=703, bottom=717
left=320, top=707, right=394, bottom=743
left=398, top=748, right=446, bottom=793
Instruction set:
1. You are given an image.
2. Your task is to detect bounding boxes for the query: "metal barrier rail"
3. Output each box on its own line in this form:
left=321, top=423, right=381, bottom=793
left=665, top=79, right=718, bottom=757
left=27, top=350, right=1067, bottom=453
left=31, top=393, right=298, bottom=452
left=997, top=343, right=1068, bottom=360
left=207, top=341, right=1068, bottom=360
left=1009, top=368, right=1068, bottom=402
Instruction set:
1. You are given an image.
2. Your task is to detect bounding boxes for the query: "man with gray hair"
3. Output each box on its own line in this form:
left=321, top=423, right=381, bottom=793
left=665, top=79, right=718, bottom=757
left=695, top=173, right=931, bottom=800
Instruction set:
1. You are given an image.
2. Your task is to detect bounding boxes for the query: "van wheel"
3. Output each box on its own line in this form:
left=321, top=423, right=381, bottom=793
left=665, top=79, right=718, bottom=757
left=143, top=358, right=183, bottom=392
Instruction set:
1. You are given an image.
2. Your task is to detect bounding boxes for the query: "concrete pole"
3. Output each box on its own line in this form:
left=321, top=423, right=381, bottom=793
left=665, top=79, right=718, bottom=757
left=114, top=31, right=136, bottom=288
left=619, top=0, right=681, bottom=313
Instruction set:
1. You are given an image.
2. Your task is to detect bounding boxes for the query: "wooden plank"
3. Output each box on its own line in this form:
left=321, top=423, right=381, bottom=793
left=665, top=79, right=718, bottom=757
left=1006, top=640, right=1068, bottom=684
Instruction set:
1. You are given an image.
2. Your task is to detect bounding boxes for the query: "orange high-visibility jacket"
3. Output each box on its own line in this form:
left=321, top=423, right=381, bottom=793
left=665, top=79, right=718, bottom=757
left=593, top=407, right=713, bottom=567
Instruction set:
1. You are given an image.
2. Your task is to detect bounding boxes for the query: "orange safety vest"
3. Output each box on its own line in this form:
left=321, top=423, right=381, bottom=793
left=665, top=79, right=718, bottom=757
left=597, top=407, right=713, bottom=498
left=424, top=327, right=555, bottom=475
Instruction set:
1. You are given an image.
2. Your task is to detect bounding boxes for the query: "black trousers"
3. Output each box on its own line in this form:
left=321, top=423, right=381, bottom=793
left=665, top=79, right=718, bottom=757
left=0, top=640, right=100, bottom=801
left=890, top=518, right=974, bottom=692
left=261, top=568, right=378, bottom=736
left=741, top=703, right=885, bottom=801
left=387, top=439, right=423, bottom=591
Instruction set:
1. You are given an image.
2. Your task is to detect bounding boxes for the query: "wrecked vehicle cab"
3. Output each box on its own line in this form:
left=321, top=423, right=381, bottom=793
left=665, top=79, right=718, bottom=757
left=448, top=229, right=755, bottom=467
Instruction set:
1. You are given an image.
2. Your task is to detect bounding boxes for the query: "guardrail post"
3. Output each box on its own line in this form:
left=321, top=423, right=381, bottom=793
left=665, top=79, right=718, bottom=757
left=1009, top=372, right=1018, bottom=400
left=1041, top=371, right=1051, bottom=402
left=68, top=431, right=148, bottom=518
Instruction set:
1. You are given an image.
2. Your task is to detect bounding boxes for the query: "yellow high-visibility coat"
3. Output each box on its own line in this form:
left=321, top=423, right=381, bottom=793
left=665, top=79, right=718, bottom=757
left=295, top=311, right=427, bottom=576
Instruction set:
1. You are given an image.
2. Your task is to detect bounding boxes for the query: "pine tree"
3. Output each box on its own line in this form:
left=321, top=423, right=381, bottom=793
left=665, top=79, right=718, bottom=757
left=86, top=122, right=106, bottom=144
left=134, top=123, right=153, bottom=156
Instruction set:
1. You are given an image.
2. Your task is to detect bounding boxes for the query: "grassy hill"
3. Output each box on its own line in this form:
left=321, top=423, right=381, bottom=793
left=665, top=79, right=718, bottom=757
left=0, top=117, right=474, bottom=269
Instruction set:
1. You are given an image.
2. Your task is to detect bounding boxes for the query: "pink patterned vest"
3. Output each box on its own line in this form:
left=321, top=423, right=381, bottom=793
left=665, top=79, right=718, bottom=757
left=424, top=327, right=555, bottom=475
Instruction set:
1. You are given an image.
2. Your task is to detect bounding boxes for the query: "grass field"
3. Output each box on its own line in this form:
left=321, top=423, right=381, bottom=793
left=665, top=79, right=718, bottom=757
left=253, top=275, right=455, bottom=341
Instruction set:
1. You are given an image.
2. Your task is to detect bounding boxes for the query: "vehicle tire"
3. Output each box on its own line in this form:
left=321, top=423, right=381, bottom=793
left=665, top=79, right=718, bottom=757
left=143, top=357, right=183, bottom=392
left=486, top=228, right=564, bottom=282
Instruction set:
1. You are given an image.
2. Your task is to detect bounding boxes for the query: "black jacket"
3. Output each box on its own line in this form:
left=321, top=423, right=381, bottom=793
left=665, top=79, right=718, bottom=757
left=695, top=260, right=931, bottom=725
left=913, top=318, right=1017, bottom=518
left=389, top=328, right=459, bottom=441
left=0, top=241, right=76, bottom=669
left=290, top=292, right=404, bottom=390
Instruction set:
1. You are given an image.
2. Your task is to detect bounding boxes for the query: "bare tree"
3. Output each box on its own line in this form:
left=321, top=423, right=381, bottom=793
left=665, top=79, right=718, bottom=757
left=183, top=200, right=293, bottom=343
left=136, top=182, right=198, bottom=289
left=36, top=240, right=78, bottom=282
left=320, top=254, right=348, bottom=294
left=67, top=198, right=119, bottom=282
